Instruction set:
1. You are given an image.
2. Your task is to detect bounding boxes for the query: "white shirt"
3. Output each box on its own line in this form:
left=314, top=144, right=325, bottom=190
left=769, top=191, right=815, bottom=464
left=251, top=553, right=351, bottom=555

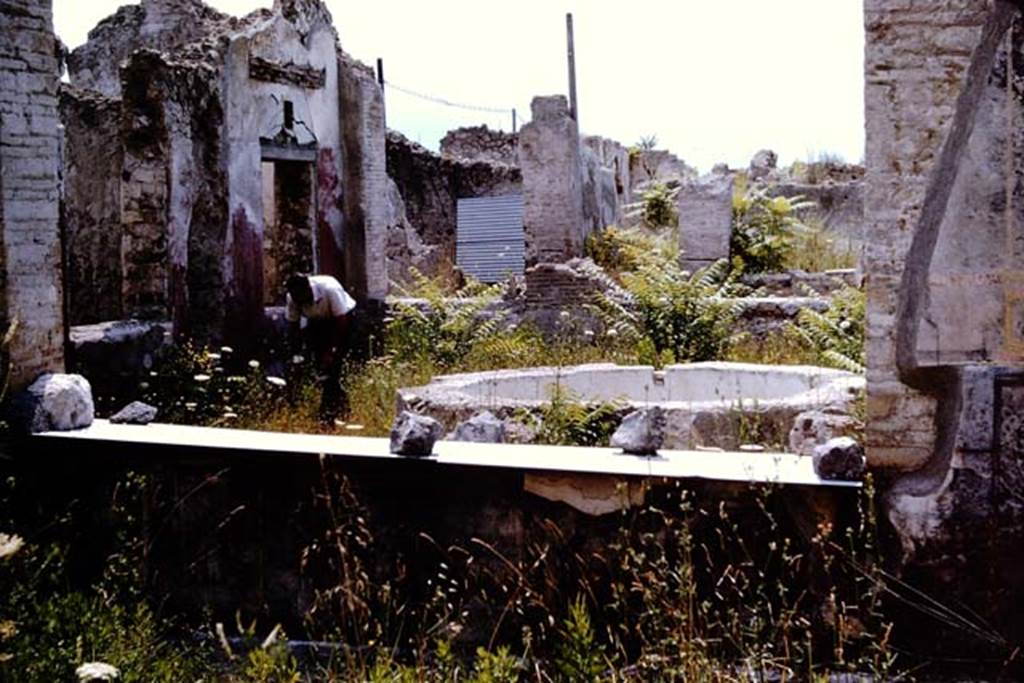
left=285, top=275, right=356, bottom=322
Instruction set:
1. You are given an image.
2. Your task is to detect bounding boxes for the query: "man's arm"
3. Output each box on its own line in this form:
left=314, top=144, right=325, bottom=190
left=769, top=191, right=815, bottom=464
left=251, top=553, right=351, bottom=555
left=285, top=295, right=303, bottom=356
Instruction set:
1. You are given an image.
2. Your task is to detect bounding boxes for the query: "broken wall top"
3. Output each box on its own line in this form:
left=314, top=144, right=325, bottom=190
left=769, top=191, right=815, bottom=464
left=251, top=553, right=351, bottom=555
left=440, top=125, right=519, bottom=166
left=68, top=0, right=338, bottom=98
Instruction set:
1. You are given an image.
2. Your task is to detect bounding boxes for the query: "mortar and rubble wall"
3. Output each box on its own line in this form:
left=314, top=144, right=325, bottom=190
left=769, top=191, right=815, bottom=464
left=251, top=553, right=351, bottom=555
left=864, top=0, right=1024, bottom=651
left=59, top=0, right=388, bottom=354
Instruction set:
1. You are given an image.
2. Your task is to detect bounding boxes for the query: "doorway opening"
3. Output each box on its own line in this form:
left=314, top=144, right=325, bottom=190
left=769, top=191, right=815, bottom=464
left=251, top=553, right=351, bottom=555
left=261, top=159, right=316, bottom=306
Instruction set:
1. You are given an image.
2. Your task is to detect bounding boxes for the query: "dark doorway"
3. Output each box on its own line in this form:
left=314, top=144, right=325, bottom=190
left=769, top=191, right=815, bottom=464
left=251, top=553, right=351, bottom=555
left=261, top=159, right=316, bottom=306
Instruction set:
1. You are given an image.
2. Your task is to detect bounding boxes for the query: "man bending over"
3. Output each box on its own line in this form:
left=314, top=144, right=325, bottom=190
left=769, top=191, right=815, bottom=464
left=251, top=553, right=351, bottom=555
left=285, top=273, right=356, bottom=424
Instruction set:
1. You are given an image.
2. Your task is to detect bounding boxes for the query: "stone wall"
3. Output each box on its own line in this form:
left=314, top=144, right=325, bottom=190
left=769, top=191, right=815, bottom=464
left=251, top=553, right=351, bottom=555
left=61, top=0, right=365, bottom=346
left=768, top=179, right=865, bottom=243
left=581, top=147, right=621, bottom=234
left=386, top=130, right=521, bottom=285
left=630, top=148, right=696, bottom=194
left=865, top=0, right=1024, bottom=651
left=518, top=96, right=586, bottom=266
left=583, top=135, right=631, bottom=206
left=864, top=0, right=996, bottom=471
left=440, top=125, right=518, bottom=166
left=339, top=51, right=388, bottom=303
left=67, top=0, right=234, bottom=97
left=60, top=86, right=124, bottom=325
left=220, top=4, right=344, bottom=348
left=677, top=172, right=734, bottom=272
left=0, top=0, right=65, bottom=389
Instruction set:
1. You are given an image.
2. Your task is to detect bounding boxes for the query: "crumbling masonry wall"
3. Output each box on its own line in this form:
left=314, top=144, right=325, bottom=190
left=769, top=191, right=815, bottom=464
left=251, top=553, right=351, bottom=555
left=339, top=51, right=388, bottom=303
left=865, top=0, right=1024, bottom=650
left=0, top=0, right=65, bottom=389
left=60, top=87, right=124, bottom=325
left=518, top=96, right=586, bottom=266
left=864, top=0, right=1019, bottom=470
left=386, top=131, right=521, bottom=285
left=440, top=125, right=518, bottom=166
left=67, top=0, right=233, bottom=98
left=61, top=0, right=367, bottom=348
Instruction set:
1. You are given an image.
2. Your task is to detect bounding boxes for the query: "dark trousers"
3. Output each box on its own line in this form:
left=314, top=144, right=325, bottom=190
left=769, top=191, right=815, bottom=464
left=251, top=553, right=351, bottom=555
left=304, top=316, right=349, bottom=421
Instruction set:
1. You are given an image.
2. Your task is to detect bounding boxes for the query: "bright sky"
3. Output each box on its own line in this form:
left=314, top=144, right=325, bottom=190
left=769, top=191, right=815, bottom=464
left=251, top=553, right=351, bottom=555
left=54, top=0, right=865, bottom=171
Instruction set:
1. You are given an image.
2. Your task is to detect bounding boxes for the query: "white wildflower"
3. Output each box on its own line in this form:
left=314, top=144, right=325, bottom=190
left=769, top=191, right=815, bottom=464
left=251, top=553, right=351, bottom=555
left=0, top=534, right=24, bottom=560
left=291, top=354, right=305, bottom=365
left=76, top=662, right=120, bottom=682
left=222, top=412, right=238, bottom=420
left=220, top=346, right=234, bottom=354
left=185, top=402, right=198, bottom=410
left=205, top=352, right=221, bottom=361
left=193, top=374, right=211, bottom=383
left=266, top=376, right=287, bottom=388
left=248, top=359, right=260, bottom=369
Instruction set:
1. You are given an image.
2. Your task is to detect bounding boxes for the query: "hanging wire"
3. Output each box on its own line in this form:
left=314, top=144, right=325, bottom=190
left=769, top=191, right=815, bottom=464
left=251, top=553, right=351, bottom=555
left=383, top=80, right=513, bottom=115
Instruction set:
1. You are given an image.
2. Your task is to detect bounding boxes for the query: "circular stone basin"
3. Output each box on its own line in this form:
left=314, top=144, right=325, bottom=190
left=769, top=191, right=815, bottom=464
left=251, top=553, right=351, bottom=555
left=398, top=362, right=864, bottom=450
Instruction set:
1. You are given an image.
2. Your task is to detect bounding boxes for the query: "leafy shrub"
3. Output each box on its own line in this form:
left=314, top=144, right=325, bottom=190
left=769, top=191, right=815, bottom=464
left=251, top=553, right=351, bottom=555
left=387, top=269, right=527, bottom=372
left=555, top=596, right=606, bottom=681
left=526, top=385, right=623, bottom=447
left=790, top=285, right=866, bottom=373
left=585, top=226, right=676, bottom=280
left=637, top=182, right=679, bottom=229
left=598, top=258, right=747, bottom=366
left=731, top=188, right=814, bottom=273
left=470, top=645, right=520, bottom=682
left=0, top=476, right=209, bottom=682
left=218, top=621, right=301, bottom=683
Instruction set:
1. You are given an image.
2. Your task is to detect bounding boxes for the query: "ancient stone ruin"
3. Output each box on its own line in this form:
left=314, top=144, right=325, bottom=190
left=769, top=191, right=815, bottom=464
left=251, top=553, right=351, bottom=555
left=60, top=0, right=386, bottom=353
left=8, top=0, right=1024, bottom=671
left=0, top=0, right=64, bottom=389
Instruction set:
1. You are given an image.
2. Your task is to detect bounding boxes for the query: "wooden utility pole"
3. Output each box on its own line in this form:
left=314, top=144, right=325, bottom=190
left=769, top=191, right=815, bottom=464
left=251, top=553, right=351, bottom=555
left=376, top=58, right=386, bottom=125
left=566, top=13, right=578, bottom=123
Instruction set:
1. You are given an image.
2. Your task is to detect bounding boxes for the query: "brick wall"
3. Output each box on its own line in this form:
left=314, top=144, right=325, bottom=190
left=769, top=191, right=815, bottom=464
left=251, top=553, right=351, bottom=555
left=0, top=0, right=65, bottom=389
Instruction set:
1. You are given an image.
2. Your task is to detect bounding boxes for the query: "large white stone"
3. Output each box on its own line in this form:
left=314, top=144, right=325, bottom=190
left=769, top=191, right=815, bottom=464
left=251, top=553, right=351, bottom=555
left=13, top=373, right=95, bottom=433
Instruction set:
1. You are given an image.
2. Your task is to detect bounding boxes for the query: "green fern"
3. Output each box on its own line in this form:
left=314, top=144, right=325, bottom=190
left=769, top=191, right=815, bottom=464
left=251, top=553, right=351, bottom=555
left=387, top=269, right=520, bottom=371
left=530, top=385, right=624, bottom=447
left=788, top=285, right=865, bottom=373
left=596, top=258, right=748, bottom=367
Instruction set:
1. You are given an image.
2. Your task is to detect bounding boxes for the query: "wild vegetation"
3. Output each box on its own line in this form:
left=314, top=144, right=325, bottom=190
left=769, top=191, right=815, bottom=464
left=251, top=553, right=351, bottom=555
left=0, top=154, right=884, bottom=679
left=731, top=187, right=815, bottom=274
left=1, top=459, right=917, bottom=681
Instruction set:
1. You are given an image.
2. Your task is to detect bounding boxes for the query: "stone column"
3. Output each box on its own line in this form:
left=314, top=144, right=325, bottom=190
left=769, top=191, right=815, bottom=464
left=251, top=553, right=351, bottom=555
left=0, top=0, right=66, bottom=390
left=339, top=51, right=388, bottom=304
left=677, top=172, right=734, bottom=273
left=518, top=95, right=585, bottom=266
